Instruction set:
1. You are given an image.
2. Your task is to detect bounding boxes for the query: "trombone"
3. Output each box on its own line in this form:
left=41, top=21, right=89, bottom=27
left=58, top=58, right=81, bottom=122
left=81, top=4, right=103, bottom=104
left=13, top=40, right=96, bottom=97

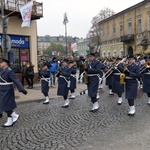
left=104, top=57, right=127, bottom=79
left=140, top=62, right=150, bottom=73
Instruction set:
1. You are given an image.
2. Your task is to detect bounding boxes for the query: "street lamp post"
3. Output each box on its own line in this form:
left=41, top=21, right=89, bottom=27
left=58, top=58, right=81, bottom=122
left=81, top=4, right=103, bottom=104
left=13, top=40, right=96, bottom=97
left=1, top=0, right=8, bottom=59
left=63, top=12, right=68, bottom=57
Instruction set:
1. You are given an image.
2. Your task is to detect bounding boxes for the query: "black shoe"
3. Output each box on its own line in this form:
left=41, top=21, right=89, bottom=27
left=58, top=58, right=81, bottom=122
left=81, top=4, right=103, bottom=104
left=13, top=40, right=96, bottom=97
left=43, top=101, right=49, bottom=104
left=89, top=109, right=98, bottom=113
left=28, top=86, right=33, bottom=89
left=61, top=105, right=69, bottom=108
left=0, top=113, right=3, bottom=118
left=128, top=113, right=135, bottom=116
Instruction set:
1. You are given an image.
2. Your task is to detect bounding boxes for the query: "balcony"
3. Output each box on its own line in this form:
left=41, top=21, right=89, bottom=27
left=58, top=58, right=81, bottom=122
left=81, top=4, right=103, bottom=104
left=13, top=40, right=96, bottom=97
left=0, top=0, right=43, bottom=20
left=120, top=34, right=134, bottom=43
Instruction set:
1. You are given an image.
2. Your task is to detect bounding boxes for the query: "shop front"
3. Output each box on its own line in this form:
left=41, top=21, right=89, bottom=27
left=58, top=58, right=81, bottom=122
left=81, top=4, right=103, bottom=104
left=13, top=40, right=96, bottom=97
left=0, top=34, right=30, bottom=73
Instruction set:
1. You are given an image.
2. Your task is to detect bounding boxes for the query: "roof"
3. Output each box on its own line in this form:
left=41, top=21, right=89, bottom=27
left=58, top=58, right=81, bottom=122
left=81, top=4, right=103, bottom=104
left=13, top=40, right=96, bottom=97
left=98, top=0, right=149, bottom=25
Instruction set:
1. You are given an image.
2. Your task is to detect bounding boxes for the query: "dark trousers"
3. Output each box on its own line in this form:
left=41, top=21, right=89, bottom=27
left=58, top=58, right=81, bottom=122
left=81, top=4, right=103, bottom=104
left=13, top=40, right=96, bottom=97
left=147, top=93, right=150, bottom=97
left=70, top=89, right=75, bottom=93
left=5, top=110, right=13, bottom=117
left=117, top=93, right=122, bottom=98
left=26, top=77, right=33, bottom=87
left=22, top=76, right=29, bottom=86
left=91, top=97, right=97, bottom=103
left=43, top=93, right=48, bottom=97
left=128, top=99, right=134, bottom=106
left=109, top=85, right=112, bottom=89
left=63, top=96, right=68, bottom=100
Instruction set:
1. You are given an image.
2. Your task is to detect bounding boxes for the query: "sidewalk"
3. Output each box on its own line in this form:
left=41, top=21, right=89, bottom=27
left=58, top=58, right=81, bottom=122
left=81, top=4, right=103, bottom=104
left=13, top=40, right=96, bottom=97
left=15, top=82, right=87, bottom=103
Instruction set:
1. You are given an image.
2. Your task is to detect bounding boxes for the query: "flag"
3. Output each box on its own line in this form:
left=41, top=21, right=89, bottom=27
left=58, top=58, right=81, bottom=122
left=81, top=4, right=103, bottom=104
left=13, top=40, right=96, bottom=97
left=71, top=43, right=77, bottom=52
left=20, top=1, right=33, bottom=27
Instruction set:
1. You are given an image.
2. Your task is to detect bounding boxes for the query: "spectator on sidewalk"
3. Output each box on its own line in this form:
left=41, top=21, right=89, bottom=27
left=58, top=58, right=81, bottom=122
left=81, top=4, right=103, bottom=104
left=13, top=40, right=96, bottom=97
left=21, top=61, right=28, bottom=87
left=0, top=58, right=27, bottom=127
left=48, top=57, right=58, bottom=86
left=26, top=61, right=34, bottom=89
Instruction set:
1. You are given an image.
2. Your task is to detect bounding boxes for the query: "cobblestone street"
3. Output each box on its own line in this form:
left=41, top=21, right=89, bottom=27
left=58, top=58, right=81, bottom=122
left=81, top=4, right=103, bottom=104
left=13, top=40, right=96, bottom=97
left=1, top=86, right=150, bottom=150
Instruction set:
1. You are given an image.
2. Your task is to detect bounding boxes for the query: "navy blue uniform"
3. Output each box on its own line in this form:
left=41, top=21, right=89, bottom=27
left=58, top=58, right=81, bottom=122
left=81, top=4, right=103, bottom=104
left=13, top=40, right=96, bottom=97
left=70, top=63, right=77, bottom=90
left=125, top=62, right=140, bottom=99
left=105, top=64, right=113, bottom=86
left=112, top=63, right=124, bottom=94
left=87, top=59, right=101, bottom=98
left=57, top=66, right=71, bottom=96
left=0, top=67, right=24, bottom=112
left=143, top=68, right=150, bottom=93
left=39, top=69, right=50, bottom=94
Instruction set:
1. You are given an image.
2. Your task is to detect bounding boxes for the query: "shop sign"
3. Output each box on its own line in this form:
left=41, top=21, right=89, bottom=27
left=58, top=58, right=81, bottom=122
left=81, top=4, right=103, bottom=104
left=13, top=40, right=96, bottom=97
left=0, top=35, right=29, bottom=48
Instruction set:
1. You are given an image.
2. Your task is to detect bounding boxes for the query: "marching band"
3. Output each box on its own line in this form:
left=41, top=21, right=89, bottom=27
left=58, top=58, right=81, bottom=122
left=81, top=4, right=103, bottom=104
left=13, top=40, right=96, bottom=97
left=2, top=52, right=150, bottom=127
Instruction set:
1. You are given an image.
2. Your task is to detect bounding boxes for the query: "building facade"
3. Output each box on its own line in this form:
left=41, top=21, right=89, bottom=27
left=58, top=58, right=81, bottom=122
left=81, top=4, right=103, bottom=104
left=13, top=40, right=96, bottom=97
left=98, top=0, right=150, bottom=58
left=0, top=0, right=43, bottom=80
left=77, top=38, right=90, bottom=57
left=38, top=35, right=80, bottom=56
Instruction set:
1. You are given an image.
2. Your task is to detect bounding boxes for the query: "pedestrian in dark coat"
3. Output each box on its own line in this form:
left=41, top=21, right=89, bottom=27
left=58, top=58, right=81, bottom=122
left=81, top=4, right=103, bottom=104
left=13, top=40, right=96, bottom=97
left=68, top=56, right=77, bottom=99
left=105, top=59, right=114, bottom=95
left=0, top=58, right=27, bottom=127
left=57, top=59, right=71, bottom=108
left=124, top=55, right=140, bottom=116
left=39, top=63, right=50, bottom=104
left=85, top=52, right=101, bottom=112
left=142, top=56, right=150, bottom=105
left=112, top=58, right=124, bottom=105
left=26, top=61, right=34, bottom=89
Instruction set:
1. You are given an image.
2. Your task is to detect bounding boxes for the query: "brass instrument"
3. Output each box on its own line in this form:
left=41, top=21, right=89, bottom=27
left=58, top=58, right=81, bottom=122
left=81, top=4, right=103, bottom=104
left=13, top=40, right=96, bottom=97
left=69, top=61, right=76, bottom=68
left=140, top=61, right=150, bottom=73
left=83, top=61, right=88, bottom=85
left=120, top=62, right=128, bottom=85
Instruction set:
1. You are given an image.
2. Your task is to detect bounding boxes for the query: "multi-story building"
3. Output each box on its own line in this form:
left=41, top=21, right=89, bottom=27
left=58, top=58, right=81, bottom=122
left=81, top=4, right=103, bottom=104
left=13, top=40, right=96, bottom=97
left=38, top=35, right=80, bottom=56
left=77, top=38, right=90, bottom=57
left=0, top=0, right=43, bottom=81
left=98, top=0, right=150, bottom=58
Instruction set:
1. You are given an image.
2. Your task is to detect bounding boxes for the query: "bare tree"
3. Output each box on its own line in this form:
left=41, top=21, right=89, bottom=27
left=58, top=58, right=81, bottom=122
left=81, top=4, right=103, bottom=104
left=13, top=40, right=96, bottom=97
left=87, top=7, right=115, bottom=51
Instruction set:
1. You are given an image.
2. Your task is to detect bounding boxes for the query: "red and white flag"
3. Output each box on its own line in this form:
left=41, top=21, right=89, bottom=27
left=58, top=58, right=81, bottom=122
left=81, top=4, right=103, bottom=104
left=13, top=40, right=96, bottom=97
left=20, top=1, right=33, bottom=27
left=71, top=43, right=77, bottom=52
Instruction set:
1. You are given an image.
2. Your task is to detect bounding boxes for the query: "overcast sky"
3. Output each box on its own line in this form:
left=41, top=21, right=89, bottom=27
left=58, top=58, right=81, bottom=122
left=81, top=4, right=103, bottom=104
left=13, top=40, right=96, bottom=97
left=37, top=0, right=143, bottom=38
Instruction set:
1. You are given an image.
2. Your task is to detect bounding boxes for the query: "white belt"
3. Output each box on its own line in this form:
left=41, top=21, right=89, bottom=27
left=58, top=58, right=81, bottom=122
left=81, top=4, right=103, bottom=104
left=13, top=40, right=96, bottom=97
left=0, top=82, right=13, bottom=85
left=87, top=74, right=99, bottom=77
left=71, top=74, right=76, bottom=78
left=145, top=73, right=150, bottom=75
left=113, top=73, right=121, bottom=75
left=125, top=77, right=134, bottom=79
left=41, top=78, right=50, bottom=80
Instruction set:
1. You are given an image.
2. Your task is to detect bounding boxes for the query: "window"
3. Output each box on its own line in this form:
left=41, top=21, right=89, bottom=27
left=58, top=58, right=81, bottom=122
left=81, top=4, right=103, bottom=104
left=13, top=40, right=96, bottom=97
left=113, top=28, right=116, bottom=38
left=120, top=25, right=123, bottom=36
left=107, top=29, right=109, bottom=40
left=128, top=22, right=132, bottom=34
left=113, top=49, right=116, bottom=57
left=120, top=48, right=124, bottom=57
left=137, top=19, right=142, bottom=33
left=107, top=51, right=110, bottom=58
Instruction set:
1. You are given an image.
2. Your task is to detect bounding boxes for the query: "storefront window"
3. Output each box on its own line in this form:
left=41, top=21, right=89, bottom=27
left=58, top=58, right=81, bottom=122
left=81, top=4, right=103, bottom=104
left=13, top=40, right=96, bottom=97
left=9, top=48, right=29, bottom=73
left=0, top=34, right=30, bottom=73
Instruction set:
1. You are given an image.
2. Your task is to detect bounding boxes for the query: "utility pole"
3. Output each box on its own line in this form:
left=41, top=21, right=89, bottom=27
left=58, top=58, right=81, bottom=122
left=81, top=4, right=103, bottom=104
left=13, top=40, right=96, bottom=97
left=1, top=0, right=8, bottom=59
left=63, top=12, right=68, bottom=57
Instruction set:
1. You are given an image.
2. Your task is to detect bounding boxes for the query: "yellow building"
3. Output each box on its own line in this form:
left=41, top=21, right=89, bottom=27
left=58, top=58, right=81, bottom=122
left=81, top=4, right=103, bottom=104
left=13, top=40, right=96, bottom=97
left=0, top=0, right=43, bottom=80
left=98, top=0, right=150, bottom=58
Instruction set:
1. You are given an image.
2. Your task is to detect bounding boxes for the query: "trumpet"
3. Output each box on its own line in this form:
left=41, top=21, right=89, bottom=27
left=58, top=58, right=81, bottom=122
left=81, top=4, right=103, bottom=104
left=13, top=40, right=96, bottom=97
left=140, top=61, right=150, bottom=73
